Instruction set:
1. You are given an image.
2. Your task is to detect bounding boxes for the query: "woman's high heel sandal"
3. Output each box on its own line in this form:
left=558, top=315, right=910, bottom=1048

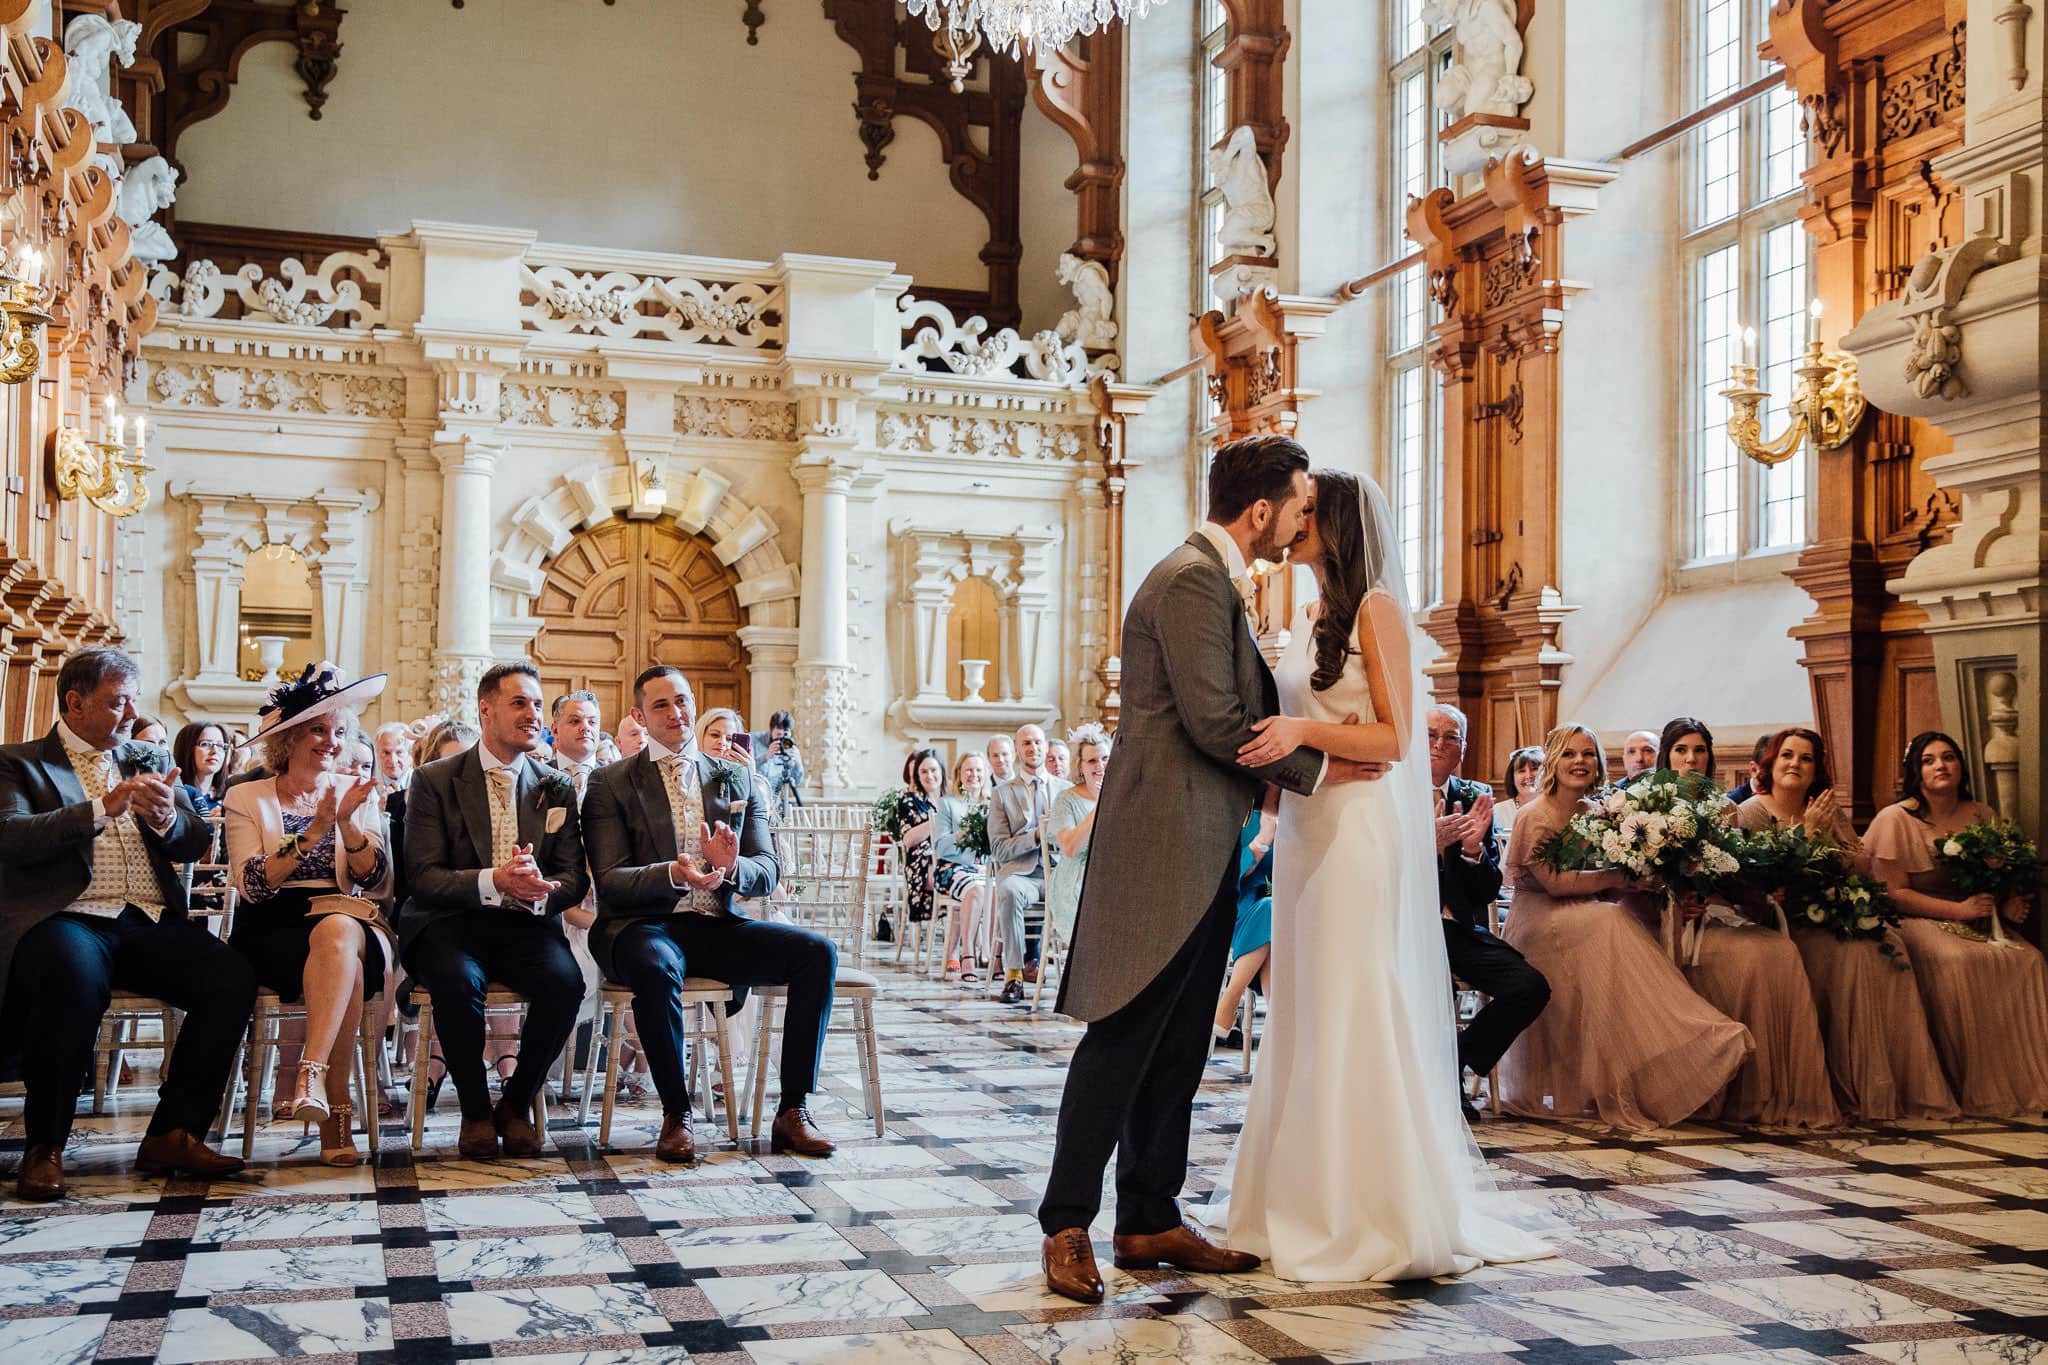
left=288, top=1060, right=332, bottom=1129
left=318, top=1104, right=359, bottom=1167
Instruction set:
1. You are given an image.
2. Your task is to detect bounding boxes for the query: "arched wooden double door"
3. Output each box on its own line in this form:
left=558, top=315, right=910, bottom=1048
left=530, top=519, right=749, bottom=724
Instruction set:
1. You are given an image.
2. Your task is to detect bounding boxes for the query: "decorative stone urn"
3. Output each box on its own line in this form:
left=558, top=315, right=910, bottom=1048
left=960, top=658, right=991, bottom=703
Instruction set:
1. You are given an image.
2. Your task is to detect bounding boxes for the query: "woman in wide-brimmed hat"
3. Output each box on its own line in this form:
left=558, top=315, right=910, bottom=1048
left=222, top=663, right=392, bottom=1165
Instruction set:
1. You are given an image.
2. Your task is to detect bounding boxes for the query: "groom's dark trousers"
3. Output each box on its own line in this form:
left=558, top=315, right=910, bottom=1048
left=1039, top=856, right=1238, bottom=1237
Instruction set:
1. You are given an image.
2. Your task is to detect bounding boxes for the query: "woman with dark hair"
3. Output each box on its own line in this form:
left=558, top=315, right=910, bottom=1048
left=1494, top=744, right=1544, bottom=841
left=130, top=714, right=169, bottom=748
left=1647, top=720, right=1837, bottom=1126
left=1866, top=731, right=2048, bottom=1115
left=896, top=748, right=946, bottom=928
left=172, top=722, right=233, bottom=819
left=1736, top=728, right=1955, bottom=1120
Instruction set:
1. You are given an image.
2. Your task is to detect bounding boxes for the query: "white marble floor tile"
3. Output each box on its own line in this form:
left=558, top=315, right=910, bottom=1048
left=1694, top=1273, right=1965, bottom=1328
left=179, top=1241, right=387, bottom=1297
left=1628, top=1179, right=1828, bottom=1217
left=661, top=1220, right=861, bottom=1268
left=906, top=1111, right=1057, bottom=1139
left=1515, top=1149, right=1702, bottom=1181
left=1940, top=1166, right=2048, bottom=1200
left=1735, top=1216, right=1972, bottom=1259
left=1563, top=1226, right=1792, bottom=1271
left=1808, top=1139, right=1992, bottom=1167
left=0, top=1312, right=109, bottom=1365
left=157, top=1297, right=392, bottom=1363
left=420, top=1188, right=603, bottom=1231
left=953, top=1138, right=1061, bottom=1168
left=697, top=1268, right=923, bottom=1326
left=1645, top=1352, right=1832, bottom=1365
left=1942, top=1129, right=2048, bottom=1160
left=0, top=1209, right=151, bottom=1253
left=1008, top=1314, right=1273, bottom=1364
left=0, top=1254, right=130, bottom=1307
left=443, top=1282, right=667, bottom=1345
left=1507, top=1188, right=1646, bottom=1224
left=433, top=1231, right=633, bottom=1281
left=744, top=1328, right=983, bottom=1364
left=939, top=1259, right=1167, bottom=1311
left=1912, top=1209, right=2048, bottom=1250
left=218, top=1162, right=379, bottom=1200
left=1665, top=1143, right=1851, bottom=1174
left=1774, top=1172, right=1989, bottom=1208
left=1852, top=1337, right=2048, bottom=1365
left=0, top=1171, right=162, bottom=1208
left=1895, top=1264, right=2048, bottom=1315
left=1248, top=1301, right=1525, bottom=1363
left=797, top=1143, right=952, bottom=1175
left=192, top=1199, right=380, bottom=1244
left=1494, top=1284, right=1750, bottom=1345
left=629, top=1180, right=811, bottom=1222
left=828, top=1174, right=1007, bottom=1212
left=878, top=1211, right=1045, bottom=1257
left=413, top=1155, right=577, bottom=1191
left=502, top=1352, right=693, bottom=1365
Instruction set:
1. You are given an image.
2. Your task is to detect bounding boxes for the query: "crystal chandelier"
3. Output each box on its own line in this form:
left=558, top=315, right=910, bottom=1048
left=904, top=0, right=1165, bottom=57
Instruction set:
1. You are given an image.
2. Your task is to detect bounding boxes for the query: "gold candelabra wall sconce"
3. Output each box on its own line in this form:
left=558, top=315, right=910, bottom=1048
left=50, top=404, right=153, bottom=518
left=0, top=246, right=52, bottom=386
left=1720, top=300, right=1868, bottom=466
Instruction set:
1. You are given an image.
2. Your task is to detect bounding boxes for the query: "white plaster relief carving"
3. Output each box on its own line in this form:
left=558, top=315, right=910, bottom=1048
left=151, top=362, right=405, bottom=418
left=503, top=382, right=625, bottom=431
left=674, top=394, right=800, bottom=442
left=876, top=408, right=1088, bottom=462
left=521, top=263, right=785, bottom=349
left=148, top=251, right=389, bottom=330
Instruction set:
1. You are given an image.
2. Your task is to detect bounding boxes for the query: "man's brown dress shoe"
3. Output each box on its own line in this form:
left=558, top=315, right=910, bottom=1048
left=1112, top=1216, right=1261, bottom=1273
left=656, top=1111, right=696, bottom=1163
left=1022, top=964, right=1040, bottom=984
left=494, top=1100, right=543, bottom=1158
left=14, top=1144, right=64, bottom=1202
left=134, top=1129, right=245, bottom=1179
left=1042, top=1227, right=1105, bottom=1304
left=770, top=1104, right=836, bottom=1157
left=457, top=1117, right=499, bottom=1161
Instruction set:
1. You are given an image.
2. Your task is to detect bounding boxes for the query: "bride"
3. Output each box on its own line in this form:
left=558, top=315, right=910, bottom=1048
left=1201, top=467, right=1550, bottom=1282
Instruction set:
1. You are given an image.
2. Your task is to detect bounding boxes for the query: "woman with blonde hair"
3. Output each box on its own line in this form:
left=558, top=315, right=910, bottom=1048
left=1498, top=722, right=1751, bottom=1130
left=936, top=752, right=993, bottom=980
left=224, top=666, right=391, bottom=1165
left=1045, top=724, right=1111, bottom=944
left=412, top=718, right=477, bottom=771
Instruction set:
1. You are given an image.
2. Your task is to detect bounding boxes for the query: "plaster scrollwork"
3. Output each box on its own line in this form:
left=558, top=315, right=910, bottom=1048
left=877, top=408, right=1088, bottom=463
left=151, top=361, right=406, bottom=418
left=520, top=263, right=785, bottom=349
left=148, top=251, right=389, bottom=330
left=1896, top=231, right=2020, bottom=402
left=894, top=296, right=1104, bottom=386
left=675, top=393, right=801, bottom=442
left=503, top=382, right=626, bottom=431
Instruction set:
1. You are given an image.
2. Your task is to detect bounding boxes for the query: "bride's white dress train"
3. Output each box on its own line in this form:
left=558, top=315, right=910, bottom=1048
left=1202, top=601, right=1551, bottom=1282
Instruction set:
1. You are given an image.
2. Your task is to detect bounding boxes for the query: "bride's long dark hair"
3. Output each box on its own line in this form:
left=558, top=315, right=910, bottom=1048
left=1309, top=469, right=1383, bottom=692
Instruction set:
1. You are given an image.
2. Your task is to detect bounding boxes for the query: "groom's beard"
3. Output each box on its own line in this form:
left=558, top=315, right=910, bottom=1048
left=1249, top=527, right=1288, bottom=564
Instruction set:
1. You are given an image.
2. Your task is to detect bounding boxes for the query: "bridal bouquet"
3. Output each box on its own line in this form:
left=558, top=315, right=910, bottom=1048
left=1934, top=819, right=2040, bottom=901
left=1735, top=825, right=1904, bottom=962
left=1535, top=770, right=1743, bottom=900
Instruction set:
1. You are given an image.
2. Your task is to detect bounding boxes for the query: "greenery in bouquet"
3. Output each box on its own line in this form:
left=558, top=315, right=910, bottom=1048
left=957, top=804, right=992, bottom=859
left=1534, top=770, right=1742, bottom=900
left=1933, top=819, right=2041, bottom=902
left=1732, top=825, right=1905, bottom=961
left=870, top=787, right=913, bottom=839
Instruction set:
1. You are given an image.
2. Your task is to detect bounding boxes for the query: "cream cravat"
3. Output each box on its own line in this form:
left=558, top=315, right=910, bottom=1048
left=488, top=766, right=537, bottom=913
left=662, top=754, right=718, bottom=915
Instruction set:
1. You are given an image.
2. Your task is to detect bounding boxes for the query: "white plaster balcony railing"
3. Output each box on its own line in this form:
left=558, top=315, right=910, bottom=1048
left=149, top=249, right=389, bottom=331
left=519, top=243, right=786, bottom=351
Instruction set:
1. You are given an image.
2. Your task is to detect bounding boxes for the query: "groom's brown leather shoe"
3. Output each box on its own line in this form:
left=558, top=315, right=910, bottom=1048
left=1112, top=1216, right=1261, bottom=1273
left=1043, top=1227, right=1105, bottom=1304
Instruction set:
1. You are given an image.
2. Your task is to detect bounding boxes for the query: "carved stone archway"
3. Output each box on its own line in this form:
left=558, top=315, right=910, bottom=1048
left=489, top=462, right=800, bottom=719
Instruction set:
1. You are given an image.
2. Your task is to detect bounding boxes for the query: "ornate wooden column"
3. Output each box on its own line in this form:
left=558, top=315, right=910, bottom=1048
left=1765, top=0, right=1966, bottom=820
left=1029, top=26, right=1125, bottom=281
left=1407, top=152, right=1614, bottom=777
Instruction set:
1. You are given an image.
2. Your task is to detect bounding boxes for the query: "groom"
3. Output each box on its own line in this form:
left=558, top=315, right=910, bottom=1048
left=1040, top=434, right=1380, bottom=1303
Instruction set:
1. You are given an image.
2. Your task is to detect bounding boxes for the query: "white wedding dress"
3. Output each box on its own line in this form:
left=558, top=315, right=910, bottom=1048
left=1202, top=597, right=1553, bottom=1282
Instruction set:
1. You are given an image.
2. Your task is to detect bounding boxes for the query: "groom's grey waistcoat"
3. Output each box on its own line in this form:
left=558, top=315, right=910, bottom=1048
left=1059, top=533, right=1324, bottom=1022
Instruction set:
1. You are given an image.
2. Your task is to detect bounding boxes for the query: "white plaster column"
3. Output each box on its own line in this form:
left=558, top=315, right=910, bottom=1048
left=791, top=429, right=860, bottom=796
left=431, top=429, right=500, bottom=722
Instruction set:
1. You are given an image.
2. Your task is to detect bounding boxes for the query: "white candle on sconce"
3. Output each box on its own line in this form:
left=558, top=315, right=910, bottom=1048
left=1742, top=326, right=1757, bottom=366
left=1807, top=297, right=1823, bottom=346
left=133, top=414, right=146, bottom=449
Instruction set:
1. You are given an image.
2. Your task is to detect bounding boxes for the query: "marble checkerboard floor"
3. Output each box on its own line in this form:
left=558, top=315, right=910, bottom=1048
left=5, top=960, right=2048, bottom=1364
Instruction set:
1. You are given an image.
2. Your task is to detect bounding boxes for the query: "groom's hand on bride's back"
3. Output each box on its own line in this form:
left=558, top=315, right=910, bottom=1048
left=1327, top=758, right=1392, bottom=784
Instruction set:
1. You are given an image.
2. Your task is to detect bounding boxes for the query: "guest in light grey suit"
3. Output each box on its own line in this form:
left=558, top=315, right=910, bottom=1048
left=1038, top=435, right=1379, bottom=1304
left=987, top=723, right=1070, bottom=1002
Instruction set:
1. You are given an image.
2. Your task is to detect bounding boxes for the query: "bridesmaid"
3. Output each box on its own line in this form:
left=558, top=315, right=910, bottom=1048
left=1500, top=723, right=1752, bottom=1131
left=1649, top=719, right=1837, bottom=1127
left=1737, top=728, right=1956, bottom=1120
left=1866, top=731, right=2048, bottom=1116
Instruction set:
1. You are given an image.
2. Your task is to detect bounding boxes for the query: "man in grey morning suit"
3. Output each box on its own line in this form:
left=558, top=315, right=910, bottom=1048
left=1038, top=435, right=1382, bottom=1303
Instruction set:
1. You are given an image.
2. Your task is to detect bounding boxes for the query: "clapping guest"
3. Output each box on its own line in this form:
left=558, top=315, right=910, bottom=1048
left=937, top=753, right=993, bottom=980
left=1428, top=705, right=1549, bottom=1110
left=1045, top=725, right=1110, bottom=944
left=988, top=724, right=1070, bottom=1003
left=1620, top=730, right=1660, bottom=782
left=0, top=647, right=253, bottom=1200
left=1736, top=727, right=1954, bottom=1120
left=1652, top=720, right=1837, bottom=1127
left=1498, top=723, right=1751, bottom=1131
left=1867, top=731, right=2048, bottom=1116
left=173, top=722, right=232, bottom=821
left=896, top=749, right=946, bottom=933
left=225, top=668, right=392, bottom=1165
left=400, top=664, right=590, bottom=1161
left=1045, top=739, right=1073, bottom=782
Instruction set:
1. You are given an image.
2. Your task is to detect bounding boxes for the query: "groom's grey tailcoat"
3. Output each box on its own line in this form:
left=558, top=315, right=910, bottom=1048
left=1059, top=533, right=1324, bottom=1022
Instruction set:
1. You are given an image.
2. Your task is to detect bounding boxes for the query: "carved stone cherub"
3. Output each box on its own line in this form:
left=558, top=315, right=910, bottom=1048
left=1426, top=0, right=1534, bottom=121
left=1055, top=253, right=1118, bottom=351
left=1205, top=126, right=1277, bottom=258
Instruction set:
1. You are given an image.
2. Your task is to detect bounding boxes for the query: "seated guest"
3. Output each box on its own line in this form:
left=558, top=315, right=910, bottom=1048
left=1727, top=733, right=1774, bottom=805
left=988, top=723, right=1070, bottom=1003
left=0, top=646, right=253, bottom=1200
left=1045, top=724, right=1110, bottom=944
left=1428, top=704, right=1550, bottom=1113
left=937, top=752, right=993, bottom=981
left=1499, top=723, right=1751, bottom=1132
left=1866, top=731, right=2048, bottom=1116
left=173, top=721, right=232, bottom=822
left=1214, top=791, right=1275, bottom=1051
left=131, top=715, right=170, bottom=749
left=548, top=690, right=608, bottom=1058
left=1736, top=727, right=1955, bottom=1120
left=1494, top=744, right=1544, bottom=840
left=224, top=667, right=392, bottom=1165
left=372, top=722, right=414, bottom=794
left=1045, top=738, right=1073, bottom=782
left=1620, top=729, right=1660, bottom=783
left=400, top=663, right=589, bottom=1161
left=1650, top=719, right=1837, bottom=1127
left=698, top=708, right=753, bottom=771
left=897, top=748, right=946, bottom=933
left=985, top=733, right=1017, bottom=785
left=614, top=711, right=647, bottom=758
left=583, top=665, right=838, bottom=1161
left=412, top=719, right=477, bottom=772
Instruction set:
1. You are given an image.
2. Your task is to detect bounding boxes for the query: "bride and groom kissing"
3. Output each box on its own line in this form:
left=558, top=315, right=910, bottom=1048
left=1037, top=434, right=1548, bottom=1300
